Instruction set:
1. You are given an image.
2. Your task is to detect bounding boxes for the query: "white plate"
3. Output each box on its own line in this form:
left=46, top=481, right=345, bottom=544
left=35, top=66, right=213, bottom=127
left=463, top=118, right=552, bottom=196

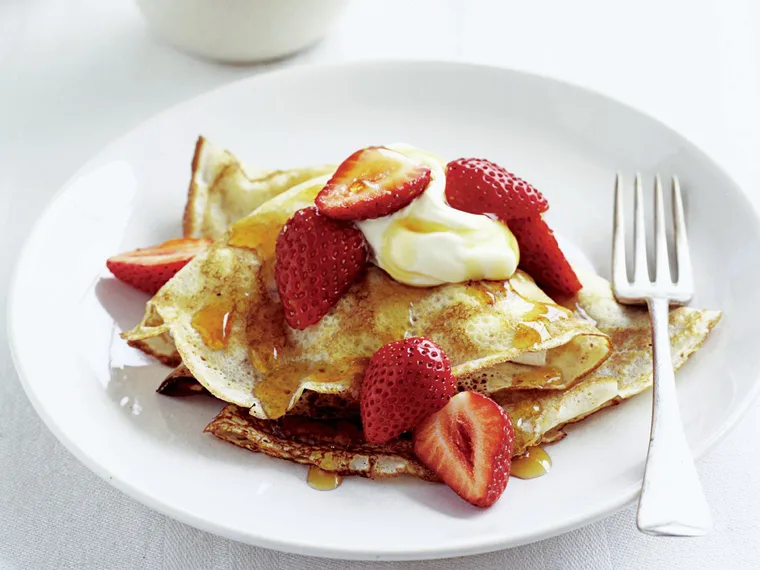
left=8, top=61, right=760, bottom=561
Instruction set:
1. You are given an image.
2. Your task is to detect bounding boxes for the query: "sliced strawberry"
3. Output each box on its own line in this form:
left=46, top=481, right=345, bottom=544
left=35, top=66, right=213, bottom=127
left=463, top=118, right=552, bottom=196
left=445, top=158, right=548, bottom=221
left=315, top=146, right=431, bottom=221
left=106, top=237, right=212, bottom=295
left=414, top=391, right=514, bottom=508
left=361, top=337, right=455, bottom=445
left=509, top=216, right=581, bottom=295
left=275, top=207, right=368, bottom=330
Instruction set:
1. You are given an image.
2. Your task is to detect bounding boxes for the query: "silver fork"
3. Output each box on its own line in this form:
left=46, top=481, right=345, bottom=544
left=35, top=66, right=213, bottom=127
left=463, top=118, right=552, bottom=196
left=612, top=173, right=711, bottom=537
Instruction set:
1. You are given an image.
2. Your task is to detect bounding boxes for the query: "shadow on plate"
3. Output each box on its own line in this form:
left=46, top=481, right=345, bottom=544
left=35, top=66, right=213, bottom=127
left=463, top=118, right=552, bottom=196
left=95, top=277, right=151, bottom=332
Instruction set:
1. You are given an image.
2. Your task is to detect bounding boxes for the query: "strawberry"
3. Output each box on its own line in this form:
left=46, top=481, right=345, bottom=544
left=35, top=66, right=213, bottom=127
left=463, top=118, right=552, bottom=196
left=445, top=158, right=548, bottom=221
left=361, top=337, right=455, bottom=445
left=315, top=146, right=431, bottom=221
left=414, top=391, right=514, bottom=508
left=275, top=207, right=368, bottom=330
left=106, top=237, right=212, bottom=295
left=509, top=216, right=581, bottom=295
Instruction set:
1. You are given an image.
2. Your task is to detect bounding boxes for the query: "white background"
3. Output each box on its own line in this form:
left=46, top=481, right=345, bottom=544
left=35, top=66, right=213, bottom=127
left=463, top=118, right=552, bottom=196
left=2, top=0, right=760, bottom=568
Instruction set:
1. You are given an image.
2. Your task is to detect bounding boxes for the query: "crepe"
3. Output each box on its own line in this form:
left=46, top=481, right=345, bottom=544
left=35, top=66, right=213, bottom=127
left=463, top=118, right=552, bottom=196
left=156, top=364, right=208, bottom=396
left=158, top=364, right=360, bottom=419
left=129, top=137, right=334, bottom=366
left=127, top=312, right=182, bottom=367
left=134, top=140, right=611, bottom=394
left=205, top=404, right=436, bottom=481
left=129, top=139, right=315, bottom=390
left=205, top=271, right=720, bottom=474
left=123, top=136, right=719, bottom=480
left=494, top=271, right=721, bottom=453
left=183, top=136, right=334, bottom=240
left=125, top=165, right=611, bottom=419
left=127, top=138, right=614, bottom=419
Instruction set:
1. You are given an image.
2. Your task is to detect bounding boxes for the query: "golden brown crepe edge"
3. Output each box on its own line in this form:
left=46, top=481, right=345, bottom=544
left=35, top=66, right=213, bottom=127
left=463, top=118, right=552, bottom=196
left=204, top=404, right=438, bottom=481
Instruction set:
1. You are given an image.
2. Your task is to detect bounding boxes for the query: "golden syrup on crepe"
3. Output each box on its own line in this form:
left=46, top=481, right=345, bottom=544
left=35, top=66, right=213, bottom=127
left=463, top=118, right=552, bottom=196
left=191, top=203, right=299, bottom=357
left=508, top=272, right=572, bottom=319
left=491, top=392, right=546, bottom=452
left=510, top=446, right=552, bottom=479
left=191, top=298, right=234, bottom=350
left=252, top=359, right=367, bottom=419
left=513, top=367, right=563, bottom=387
left=192, top=261, right=578, bottom=418
left=513, top=323, right=544, bottom=349
left=247, top=272, right=427, bottom=418
left=307, top=466, right=343, bottom=491
left=519, top=300, right=572, bottom=325
left=340, top=276, right=431, bottom=346
left=225, top=206, right=384, bottom=419
left=227, top=179, right=325, bottom=257
left=228, top=209, right=289, bottom=258
left=507, top=274, right=572, bottom=350
left=523, top=302, right=548, bottom=321
left=212, top=203, right=586, bottom=419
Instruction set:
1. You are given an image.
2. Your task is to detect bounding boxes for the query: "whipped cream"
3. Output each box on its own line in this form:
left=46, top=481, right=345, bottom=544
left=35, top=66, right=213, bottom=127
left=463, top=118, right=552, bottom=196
left=356, top=144, right=520, bottom=287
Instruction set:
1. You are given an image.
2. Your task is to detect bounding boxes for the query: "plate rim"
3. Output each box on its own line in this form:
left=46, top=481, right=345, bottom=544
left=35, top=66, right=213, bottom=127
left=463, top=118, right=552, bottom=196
left=8, top=59, right=760, bottom=560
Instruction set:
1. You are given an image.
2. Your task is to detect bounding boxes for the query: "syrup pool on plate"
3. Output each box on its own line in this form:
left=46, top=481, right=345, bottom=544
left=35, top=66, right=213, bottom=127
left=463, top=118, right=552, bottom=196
left=511, top=446, right=552, bottom=479
left=307, top=466, right=343, bottom=491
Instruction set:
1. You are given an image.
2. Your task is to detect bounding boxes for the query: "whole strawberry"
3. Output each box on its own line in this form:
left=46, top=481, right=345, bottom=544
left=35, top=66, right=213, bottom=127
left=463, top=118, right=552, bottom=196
left=445, top=158, right=548, bottom=221
left=275, top=207, right=368, bottom=330
left=509, top=216, right=581, bottom=295
left=361, top=337, right=456, bottom=445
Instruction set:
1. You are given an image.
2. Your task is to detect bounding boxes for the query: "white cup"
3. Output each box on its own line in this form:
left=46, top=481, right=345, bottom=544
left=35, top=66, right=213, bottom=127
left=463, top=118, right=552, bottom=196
left=136, top=0, right=350, bottom=63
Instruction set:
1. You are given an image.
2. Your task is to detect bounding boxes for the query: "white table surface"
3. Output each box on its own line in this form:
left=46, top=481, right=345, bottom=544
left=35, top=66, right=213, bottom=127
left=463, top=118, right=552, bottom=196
left=2, top=0, right=760, bottom=568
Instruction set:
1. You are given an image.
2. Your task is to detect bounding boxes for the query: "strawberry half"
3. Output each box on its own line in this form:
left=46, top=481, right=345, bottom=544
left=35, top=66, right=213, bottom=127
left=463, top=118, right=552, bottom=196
left=275, top=207, right=368, bottom=330
left=361, top=337, right=456, bottom=445
left=509, top=216, right=582, bottom=295
left=106, top=237, right=212, bottom=295
left=315, top=146, right=431, bottom=221
left=414, top=391, right=514, bottom=508
left=445, top=158, right=548, bottom=221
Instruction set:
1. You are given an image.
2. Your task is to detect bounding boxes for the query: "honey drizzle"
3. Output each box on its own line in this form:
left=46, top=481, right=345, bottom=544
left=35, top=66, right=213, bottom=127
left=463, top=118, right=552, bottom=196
left=307, top=466, right=343, bottom=491
left=245, top=276, right=287, bottom=374
left=191, top=297, right=235, bottom=350
left=504, top=274, right=572, bottom=351
left=511, top=446, right=552, bottom=479
left=225, top=204, right=576, bottom=420
left=252, top=359, right=366, bottom=419
left=513, top=323, right=544, bottom=349
left=228, top=209, right=290, bottom=259
left=513, top=367, right=563, bottom=388
left=508, top=272, right=571, bottom=315
left=227, top=181, right=324, bottom=256
left=229, top=194, right=394, bottom=419
left=244, top=270, right=434, bottom=419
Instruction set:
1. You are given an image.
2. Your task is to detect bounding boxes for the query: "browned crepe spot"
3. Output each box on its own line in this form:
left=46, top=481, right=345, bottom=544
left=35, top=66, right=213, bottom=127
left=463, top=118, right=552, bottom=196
left=205, top=404, right=437, bottom=481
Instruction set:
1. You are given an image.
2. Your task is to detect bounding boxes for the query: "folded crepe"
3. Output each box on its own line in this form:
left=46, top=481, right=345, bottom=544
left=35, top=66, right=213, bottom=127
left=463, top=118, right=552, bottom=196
left=125, top=167, right=612, bottom=420
left=125, top=137, right=720, bottom=479
left=129, top=137, right=334, bottom=366
left=204, top=270, right=720, bottom=476
left=183, top=136, right=334, bottom=240
left=204, top=405, right=436, bottom=481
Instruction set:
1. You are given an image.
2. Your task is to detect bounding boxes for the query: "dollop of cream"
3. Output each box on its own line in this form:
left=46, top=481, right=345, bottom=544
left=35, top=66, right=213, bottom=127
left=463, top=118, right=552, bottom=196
left=356, top=144, right=520, bottom=286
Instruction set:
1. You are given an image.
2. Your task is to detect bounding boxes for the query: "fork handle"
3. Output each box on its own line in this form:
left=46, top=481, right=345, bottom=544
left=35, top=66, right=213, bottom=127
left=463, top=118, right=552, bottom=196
left=636, top=297, right=712, bottom=536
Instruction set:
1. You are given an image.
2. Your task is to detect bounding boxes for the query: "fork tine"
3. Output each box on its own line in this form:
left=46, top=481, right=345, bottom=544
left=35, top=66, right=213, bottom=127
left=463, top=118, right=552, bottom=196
left=672, top=176, right=693, bottom=289
left=653, top=175, right=671, bottom=284
left=612, top=173, right=628, bottom=285
left=633, top=173, right=649, bottom=283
